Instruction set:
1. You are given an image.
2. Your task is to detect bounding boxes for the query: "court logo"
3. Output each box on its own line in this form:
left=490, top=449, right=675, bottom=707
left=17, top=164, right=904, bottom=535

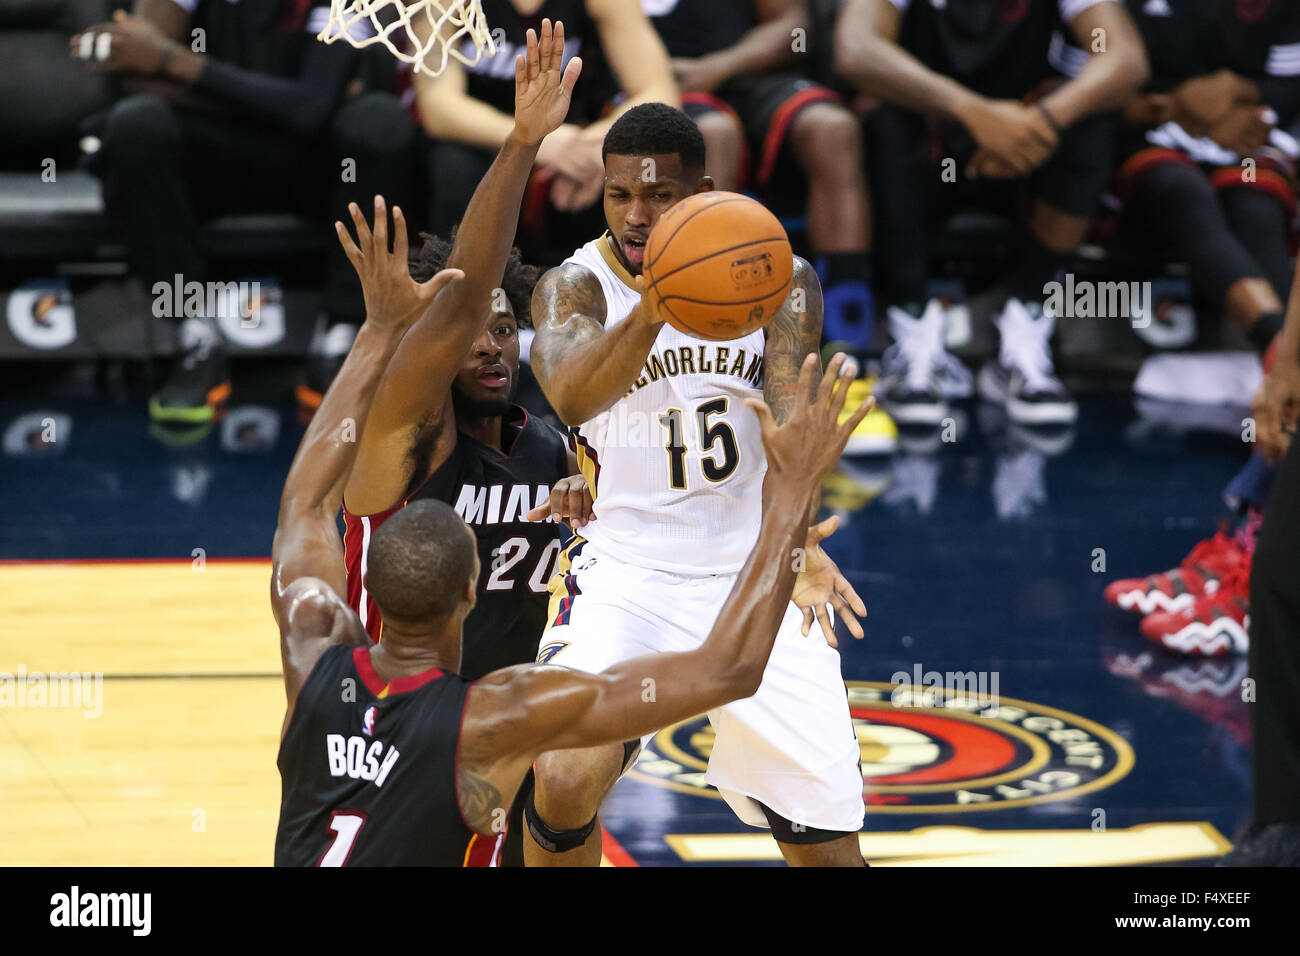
left=627, top=680, right=1133, bottom=813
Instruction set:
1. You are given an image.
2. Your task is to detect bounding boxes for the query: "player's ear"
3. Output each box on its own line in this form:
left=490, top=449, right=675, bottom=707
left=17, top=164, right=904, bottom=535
left=694, top=175, right=715, bottom=194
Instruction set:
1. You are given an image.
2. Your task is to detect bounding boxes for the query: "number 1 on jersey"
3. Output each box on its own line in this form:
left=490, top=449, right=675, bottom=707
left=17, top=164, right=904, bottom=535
left=658, top=399, right=739, bottom=490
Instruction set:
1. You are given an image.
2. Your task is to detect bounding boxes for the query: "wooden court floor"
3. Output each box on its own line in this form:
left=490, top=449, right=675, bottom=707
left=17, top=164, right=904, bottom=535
left=1, top=560, right=283, bottom=865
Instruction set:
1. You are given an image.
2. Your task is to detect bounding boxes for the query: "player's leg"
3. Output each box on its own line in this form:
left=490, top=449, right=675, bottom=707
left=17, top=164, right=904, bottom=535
left=1122, top=152, right=1280, bottom=347
left=526, top=541, right=679, bottom=867
left=681, top=95, right=747, bottom=192
left=1217, top=171, right=1294, bottom=350
left=298, top=91, right=419, bottom=408
left=99, top=94, right=230, bottom=423
left=705, top=597, right=866, bottom=867
left=524, top=741, right=629, bottom=867
left=736, top=76, right=874, bottom=351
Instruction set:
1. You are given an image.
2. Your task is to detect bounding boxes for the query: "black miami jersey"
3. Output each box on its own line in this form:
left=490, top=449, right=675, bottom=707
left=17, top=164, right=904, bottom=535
left=344, top=405, right=571, bottom=681
left=459, top=0, right=603, bottom=123
left=274, top=644, right=483, bottom=867
left=810, top=0, right=1111, bottom=99
left=1127, top=0, right=1300, bottom=118
left=642, top=0, right=755, bottom=59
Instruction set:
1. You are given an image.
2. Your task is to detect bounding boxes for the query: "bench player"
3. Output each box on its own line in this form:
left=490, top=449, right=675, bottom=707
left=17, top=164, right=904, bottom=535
left=269, top=181, right=874, bottom=862
left=526, top=102, right=870, bottom=866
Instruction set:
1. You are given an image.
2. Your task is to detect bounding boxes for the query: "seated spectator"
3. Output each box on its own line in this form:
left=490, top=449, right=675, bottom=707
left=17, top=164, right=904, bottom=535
left=826, top=0, right=1148, bottom=426
left=78, top=0, right=417, bottom=421
left=415, top=0, right=677, bottom=239
left=645, top=0, right=875, bottom=353
left=1114, top=0, right=1300, bottom=358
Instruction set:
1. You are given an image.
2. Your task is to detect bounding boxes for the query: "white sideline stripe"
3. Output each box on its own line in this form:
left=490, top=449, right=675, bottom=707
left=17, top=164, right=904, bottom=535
left=359, top=515, right=372, bottom=629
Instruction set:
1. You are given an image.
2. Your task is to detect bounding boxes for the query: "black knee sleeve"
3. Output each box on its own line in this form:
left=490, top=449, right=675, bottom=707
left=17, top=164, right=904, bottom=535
left=523, top=787, right=598, bottom=854
left=757, top=802, right=856, bottom=845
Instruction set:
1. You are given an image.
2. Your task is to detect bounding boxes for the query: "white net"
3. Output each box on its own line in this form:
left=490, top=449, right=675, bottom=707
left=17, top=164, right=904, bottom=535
left=317, top=0, right=496, bottom=77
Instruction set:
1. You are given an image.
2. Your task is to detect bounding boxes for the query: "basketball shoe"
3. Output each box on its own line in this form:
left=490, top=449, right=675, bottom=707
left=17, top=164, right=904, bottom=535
left=1140, top=562, right=1251, bottom=656
left=1104, top=530, right=1248, bottom=615
left=978, top=298, right=1076, bottom=425
left=149, top=318, right=231, bottom=423
left=880, top=300, right=970, bottom=425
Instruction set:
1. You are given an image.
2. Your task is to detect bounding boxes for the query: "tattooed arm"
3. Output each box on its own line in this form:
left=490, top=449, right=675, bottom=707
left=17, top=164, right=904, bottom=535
left=530, top=264, right=664, bottom=425
left=764, top=257, right=870, bottom=645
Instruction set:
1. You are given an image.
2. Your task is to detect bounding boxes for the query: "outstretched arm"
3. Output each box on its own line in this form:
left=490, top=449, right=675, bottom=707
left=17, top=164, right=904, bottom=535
left=271, top=203, right=463, bottom=714
left=344, top=21, right=583, bottom=515
left=456, top=355, right=874, bottom=832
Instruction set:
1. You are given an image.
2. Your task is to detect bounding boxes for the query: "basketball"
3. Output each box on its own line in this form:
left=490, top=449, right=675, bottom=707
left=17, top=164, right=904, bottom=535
left=642, top=191, right=794, bottom=341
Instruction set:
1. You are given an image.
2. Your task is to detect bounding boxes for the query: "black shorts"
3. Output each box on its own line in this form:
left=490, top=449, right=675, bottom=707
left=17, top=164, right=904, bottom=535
left=685, top=74, right=844, bottom=187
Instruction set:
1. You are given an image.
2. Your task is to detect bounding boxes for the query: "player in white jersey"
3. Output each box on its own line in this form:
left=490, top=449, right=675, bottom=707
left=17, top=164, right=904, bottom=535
left=526, top=102, right=870, bottom=866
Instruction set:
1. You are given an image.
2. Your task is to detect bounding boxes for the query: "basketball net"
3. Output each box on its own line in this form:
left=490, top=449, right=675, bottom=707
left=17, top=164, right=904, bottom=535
left=317, top=0, right=496, bottom=76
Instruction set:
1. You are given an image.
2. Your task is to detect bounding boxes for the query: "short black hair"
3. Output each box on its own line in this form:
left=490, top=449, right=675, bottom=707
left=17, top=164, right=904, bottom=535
left=365, top=500, right=477, bottom=625
left=602, top=102, right=707, bottom=170
left=409, top=228, right=540, bottom=327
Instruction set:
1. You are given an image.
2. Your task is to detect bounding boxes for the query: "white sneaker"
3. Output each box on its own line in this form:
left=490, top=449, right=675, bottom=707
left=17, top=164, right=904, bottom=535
left=881, top=300, right=971, bottom=425
left=979, top=298, right=1077, bottom=425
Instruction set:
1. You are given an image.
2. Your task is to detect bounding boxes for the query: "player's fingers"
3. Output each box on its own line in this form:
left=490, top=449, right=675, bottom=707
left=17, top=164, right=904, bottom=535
left=525, top=27, right=540, bottom=82
left=515, top=51, right=526, bottom=91
left=423, top=267, right=465, bottom=299
left=837, top=575, right=868, bottom=618
left=548, top=19, right=562, bottom=73
left=348, top=202, right=372, bottom=254
left=743, top=396, right=777, bottom=437
left=838, top=394, right=875, bottom=448
left=814, top=604, right=836, bottom=648
left=826, top=354, right=855, bottom=420
left=812, top=351, right=839, bottom=410
left=561, top=54, right=582, bottom=96
left=807, top=514, right=838, bottom=548
left=392, top=205, right=409, bottom=266
left=524, top=503, right=549, bottom=522
left=801, top=606, right=813, bottom=637
left=372, top=195, right=388, bottom=254
left=834, top=595, right=865, bottom=640
left=565, top=485, right=587, bottom=527
left=334, top=220, right=363, bottom=270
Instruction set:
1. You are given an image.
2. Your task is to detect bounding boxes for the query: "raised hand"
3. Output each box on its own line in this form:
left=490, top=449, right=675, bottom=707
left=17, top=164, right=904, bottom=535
left=334, top=195, right=463, bottom=334
left=514, top=19, right=583, bottom=146
left=744, top=352, right=874, bottom=489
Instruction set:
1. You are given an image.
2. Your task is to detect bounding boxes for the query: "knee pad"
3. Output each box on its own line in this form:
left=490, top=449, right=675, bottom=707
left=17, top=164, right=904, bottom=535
left=758, top=802, right=856, bottom=846
left=523, top=787, right=598, bottom=854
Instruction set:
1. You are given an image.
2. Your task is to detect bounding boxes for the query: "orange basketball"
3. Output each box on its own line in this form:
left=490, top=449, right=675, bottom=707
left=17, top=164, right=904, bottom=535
left=642, top=191, right=793, bottom=341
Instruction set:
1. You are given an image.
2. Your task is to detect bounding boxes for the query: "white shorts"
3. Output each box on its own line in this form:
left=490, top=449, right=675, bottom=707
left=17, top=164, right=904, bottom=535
left=537, top=537, right=865, bottom=834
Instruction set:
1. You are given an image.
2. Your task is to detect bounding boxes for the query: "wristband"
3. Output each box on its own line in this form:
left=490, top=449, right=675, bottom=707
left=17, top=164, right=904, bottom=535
left=1035, top=100, right=1063, bottom=136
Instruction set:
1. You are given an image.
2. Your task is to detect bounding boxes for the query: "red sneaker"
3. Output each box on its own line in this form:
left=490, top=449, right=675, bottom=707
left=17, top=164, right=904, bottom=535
left=1140, top=563, right=1251, bottom=657
left=1104, top=530, right=1245, bottom=615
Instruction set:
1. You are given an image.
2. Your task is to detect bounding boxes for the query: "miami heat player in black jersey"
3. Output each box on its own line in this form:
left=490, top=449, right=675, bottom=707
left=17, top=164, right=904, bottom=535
left=274, top=645, right=481, bottom=866
left=344, top=406, right=571, bottom=678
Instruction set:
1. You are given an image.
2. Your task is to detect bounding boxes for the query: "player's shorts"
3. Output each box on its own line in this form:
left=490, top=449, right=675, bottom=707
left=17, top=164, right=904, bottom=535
left=685, top=74, right=844, bottom=188
left=537, top=536, right=865, bottom=834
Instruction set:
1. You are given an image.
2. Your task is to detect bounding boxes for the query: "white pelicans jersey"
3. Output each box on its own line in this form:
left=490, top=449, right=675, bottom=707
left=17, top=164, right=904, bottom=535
left=564, top=233, right=770, bottom=574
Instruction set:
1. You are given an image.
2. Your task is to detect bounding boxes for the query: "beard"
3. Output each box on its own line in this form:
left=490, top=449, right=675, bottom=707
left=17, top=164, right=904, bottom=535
left=451, top=378, right=516, bottom=420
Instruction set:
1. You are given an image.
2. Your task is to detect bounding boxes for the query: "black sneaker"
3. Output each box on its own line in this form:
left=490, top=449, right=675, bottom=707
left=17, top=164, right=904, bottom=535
left=979, top=298, right=1077, bottom=425
left=297, top=320, right=358, bottom=412
left=880, top=301, right=967, bottom=426
left=149, top=341, right=231, bottom=423
left=1216, top=823, right=1300, bottom=866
